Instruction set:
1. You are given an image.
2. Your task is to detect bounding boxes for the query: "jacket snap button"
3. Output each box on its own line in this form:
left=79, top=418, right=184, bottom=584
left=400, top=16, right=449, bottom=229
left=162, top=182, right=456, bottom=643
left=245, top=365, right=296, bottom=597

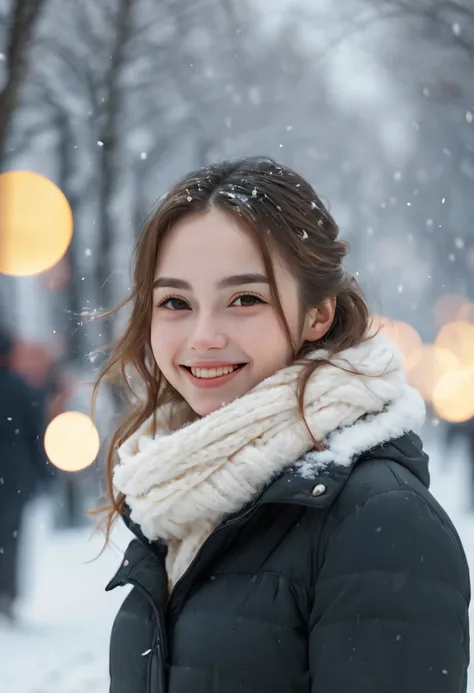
left=123, top=559, right=130, bottom=567
left=312, top=483, right=326, bottom=497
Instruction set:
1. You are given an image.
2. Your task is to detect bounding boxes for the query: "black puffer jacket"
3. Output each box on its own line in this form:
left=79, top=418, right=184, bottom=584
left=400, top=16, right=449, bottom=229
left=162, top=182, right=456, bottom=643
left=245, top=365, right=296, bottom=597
left=107, top=433, right=470, bottom=693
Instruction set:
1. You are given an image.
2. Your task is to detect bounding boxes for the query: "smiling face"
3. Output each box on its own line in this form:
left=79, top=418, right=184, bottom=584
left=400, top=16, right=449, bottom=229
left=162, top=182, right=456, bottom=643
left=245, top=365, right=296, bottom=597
left=150, top=207, right=332, bottom=416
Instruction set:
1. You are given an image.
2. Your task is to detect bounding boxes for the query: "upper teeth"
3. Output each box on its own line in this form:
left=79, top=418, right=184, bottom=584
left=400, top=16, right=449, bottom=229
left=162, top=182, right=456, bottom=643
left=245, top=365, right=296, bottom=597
left=190, top=365, right=238, bottom=378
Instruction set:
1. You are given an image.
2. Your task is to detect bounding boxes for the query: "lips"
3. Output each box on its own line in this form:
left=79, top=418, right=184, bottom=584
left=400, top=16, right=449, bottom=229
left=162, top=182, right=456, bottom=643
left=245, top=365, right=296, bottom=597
left=186, top=364, right=241, bottom=379
left=180, top=363, right=246, bottom=388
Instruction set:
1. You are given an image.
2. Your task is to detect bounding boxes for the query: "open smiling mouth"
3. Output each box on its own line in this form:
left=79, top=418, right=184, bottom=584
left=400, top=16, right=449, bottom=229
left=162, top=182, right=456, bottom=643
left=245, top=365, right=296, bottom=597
left=180, top=364, right=247, bottom=386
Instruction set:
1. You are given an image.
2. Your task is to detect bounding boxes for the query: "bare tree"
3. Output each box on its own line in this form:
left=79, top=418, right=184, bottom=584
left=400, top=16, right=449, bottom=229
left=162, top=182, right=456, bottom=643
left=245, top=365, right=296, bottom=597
left=0, top=0, right=47, bottom=161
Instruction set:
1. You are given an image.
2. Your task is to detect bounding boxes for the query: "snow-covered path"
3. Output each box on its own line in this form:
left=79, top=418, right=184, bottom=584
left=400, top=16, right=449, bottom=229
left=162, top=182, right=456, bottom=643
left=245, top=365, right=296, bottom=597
left=1, top=435, right=472, bottom=692
left=0, top=502, right=132, bottom=693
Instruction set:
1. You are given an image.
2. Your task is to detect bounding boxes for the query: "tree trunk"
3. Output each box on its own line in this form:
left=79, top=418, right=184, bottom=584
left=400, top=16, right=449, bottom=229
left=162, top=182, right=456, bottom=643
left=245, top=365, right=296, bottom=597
left=0, top=0, right=46, bottom=163
left=56, top=114, right=87, bottom=364
left=94, top=0, right=134, bottom=416
left=96, top=0, right=134, bottom=343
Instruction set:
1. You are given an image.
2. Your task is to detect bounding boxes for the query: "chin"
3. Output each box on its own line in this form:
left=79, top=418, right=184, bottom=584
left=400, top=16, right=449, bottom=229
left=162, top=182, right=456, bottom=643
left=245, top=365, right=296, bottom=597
left=191, top=401, right=226, bottom=417
left=189, top=393, right=239, bottom=417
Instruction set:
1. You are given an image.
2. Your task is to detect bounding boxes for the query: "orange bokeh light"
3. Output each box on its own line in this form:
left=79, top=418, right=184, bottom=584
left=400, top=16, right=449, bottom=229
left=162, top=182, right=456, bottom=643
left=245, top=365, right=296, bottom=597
left=370, top=316, right=423, bottom=368
left=44, top=411, right=100, bottom=472
left=432, top=368, right=474, bottom=423
left=435, top=321, right=474, bottom=369
left=406, top=344, right=459, bottom=402
left=0, top=170, right=73, bottom=276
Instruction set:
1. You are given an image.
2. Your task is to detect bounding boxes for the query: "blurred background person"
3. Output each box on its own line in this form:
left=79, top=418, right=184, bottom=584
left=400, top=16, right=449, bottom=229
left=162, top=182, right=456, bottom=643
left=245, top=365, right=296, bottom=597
left=0, top=326, right=48, bottom=622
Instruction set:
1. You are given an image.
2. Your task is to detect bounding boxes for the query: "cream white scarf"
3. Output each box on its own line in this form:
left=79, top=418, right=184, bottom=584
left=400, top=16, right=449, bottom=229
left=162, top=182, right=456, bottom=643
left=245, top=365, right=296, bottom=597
left=114, top=335, right=425, bottom=588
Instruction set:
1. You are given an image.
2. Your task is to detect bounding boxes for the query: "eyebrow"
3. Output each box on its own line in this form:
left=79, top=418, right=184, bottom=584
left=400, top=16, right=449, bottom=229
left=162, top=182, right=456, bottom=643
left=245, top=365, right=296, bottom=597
left=152, top=273, right=269, bottom=291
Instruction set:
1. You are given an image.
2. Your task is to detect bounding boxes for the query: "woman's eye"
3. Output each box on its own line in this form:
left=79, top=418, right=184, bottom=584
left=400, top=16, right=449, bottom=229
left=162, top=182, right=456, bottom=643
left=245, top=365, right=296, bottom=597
left=231, top=294, right=264, bottom=307
left=157, top=297, right=190, bottom=310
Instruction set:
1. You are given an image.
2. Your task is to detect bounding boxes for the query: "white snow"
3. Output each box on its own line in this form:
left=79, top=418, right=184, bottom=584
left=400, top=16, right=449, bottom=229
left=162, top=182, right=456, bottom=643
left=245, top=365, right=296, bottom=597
left=0, top=502, right=132, bottom=693
left=1, top=434, right=472, bottom=691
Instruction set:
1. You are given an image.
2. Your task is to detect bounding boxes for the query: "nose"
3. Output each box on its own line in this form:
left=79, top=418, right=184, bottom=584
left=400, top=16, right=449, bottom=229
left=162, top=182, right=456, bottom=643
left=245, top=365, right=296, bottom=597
left=188, top=313, right=227, bottom=352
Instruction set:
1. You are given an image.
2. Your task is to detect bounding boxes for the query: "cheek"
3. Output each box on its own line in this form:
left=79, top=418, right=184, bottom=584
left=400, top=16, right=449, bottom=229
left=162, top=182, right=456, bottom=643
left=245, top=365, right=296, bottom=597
left=150, top=320, right=181, bottom=363
left=240, top=312, right=294, bottom=359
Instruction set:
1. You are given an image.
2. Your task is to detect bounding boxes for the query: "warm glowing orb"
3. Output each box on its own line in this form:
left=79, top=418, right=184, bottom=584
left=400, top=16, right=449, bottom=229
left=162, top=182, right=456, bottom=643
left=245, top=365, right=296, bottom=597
left=406, top=344, right=459, bottom=402
left=432, top=369, right=474, bottom=423
left=0, top=170, right=73, bottom=276
left=370, top=316, right=422, bottom=367
left=44, top=411, right=100, bottom=472
left=435, top=321, right=474, bottom=369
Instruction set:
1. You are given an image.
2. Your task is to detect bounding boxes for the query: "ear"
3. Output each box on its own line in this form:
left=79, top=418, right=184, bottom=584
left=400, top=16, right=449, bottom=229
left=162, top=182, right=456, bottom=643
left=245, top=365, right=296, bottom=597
left=302, top=297, right=336, bottom=343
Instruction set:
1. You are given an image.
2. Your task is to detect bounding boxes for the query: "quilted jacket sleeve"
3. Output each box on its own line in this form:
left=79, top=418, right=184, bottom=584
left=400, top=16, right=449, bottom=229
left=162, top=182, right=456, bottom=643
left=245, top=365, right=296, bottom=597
left=309, top=489, right=470, bottom=693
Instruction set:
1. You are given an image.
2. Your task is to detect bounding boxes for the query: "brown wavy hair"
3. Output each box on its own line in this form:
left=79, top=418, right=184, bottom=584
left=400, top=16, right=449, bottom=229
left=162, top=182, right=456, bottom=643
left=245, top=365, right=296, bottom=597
left=92, top=156, right=370, bottom=542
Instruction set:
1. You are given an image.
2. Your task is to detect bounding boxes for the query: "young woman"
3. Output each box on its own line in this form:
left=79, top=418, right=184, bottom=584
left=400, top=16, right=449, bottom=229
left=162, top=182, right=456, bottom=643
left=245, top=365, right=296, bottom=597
left=98, top=157, right=470, bottom=693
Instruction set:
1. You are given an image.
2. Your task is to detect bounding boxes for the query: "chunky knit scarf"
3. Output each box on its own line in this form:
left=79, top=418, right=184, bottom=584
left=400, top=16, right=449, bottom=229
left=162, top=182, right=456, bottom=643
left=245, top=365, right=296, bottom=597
left=114, top=335, right=425, bottom=588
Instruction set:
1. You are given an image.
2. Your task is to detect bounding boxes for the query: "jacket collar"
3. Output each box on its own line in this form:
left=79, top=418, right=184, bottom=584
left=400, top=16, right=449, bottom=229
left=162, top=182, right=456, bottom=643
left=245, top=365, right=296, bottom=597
left=262, top=431, right=429, bottom=505
left=105, top=511, right=167, bottom=592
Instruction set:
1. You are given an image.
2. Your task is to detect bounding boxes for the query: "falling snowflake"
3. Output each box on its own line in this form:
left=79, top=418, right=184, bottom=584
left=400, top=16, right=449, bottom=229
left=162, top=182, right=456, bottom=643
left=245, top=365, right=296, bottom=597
left=97, top=141, right=104, bottom=147
left=85, top=248, right=92, bottom=256
left=466, top=111, right=473, bottom=124
left=140, top=152, right=148, bottom=160
left=452, top=23, right=461, bottom=36
left=301, top=230, right=308, bottom=240
left=252, top=188, right=257, bottom=197
left=187, top=196, right=192, bottom=202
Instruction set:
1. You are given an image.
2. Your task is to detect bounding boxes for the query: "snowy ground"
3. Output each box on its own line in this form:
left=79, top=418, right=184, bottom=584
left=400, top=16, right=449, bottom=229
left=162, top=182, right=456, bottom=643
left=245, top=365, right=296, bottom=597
left=0, top=503, right=132, bottom=693
left=1, top=432, right=472, bottom=692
